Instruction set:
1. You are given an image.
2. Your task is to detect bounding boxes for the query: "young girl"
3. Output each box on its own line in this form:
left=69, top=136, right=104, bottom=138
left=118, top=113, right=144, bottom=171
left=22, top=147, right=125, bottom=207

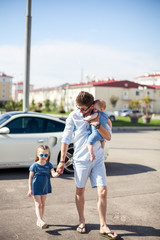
left=27, top=145, right=59, bottom=229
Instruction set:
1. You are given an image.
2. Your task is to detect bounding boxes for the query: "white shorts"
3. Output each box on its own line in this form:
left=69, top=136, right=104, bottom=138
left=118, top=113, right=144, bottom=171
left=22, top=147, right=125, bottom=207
left=74, top=157, right=107, bottom=188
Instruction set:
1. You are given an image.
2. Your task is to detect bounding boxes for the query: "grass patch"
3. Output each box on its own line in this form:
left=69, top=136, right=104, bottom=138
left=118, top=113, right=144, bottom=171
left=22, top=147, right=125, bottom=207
left=112, top=116, right=160, bottom=127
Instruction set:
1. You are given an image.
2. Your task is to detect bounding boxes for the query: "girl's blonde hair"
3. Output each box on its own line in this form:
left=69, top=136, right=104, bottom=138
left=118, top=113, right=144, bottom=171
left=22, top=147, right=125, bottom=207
left=34, top=145, right=51, bottom=162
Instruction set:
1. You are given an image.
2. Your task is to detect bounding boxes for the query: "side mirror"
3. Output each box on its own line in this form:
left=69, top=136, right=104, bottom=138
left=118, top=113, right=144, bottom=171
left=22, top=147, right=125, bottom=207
left=0, top=127, right=10, bottom=134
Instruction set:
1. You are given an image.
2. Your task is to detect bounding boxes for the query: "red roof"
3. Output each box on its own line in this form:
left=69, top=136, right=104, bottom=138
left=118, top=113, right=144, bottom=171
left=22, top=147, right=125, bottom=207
left=13, top=82, right=23, bottom=85
left=146, top=85, right=160, bottom=89
left=70, top=80, right=155, bottom=89
left=135, top=73, right=160, bottom=79
left=0, top=72, right=13, bottom=78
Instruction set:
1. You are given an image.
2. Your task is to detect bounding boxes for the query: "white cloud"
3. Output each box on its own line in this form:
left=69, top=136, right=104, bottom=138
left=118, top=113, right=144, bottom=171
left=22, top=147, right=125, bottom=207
left=0, top=41, right=159, bottom=88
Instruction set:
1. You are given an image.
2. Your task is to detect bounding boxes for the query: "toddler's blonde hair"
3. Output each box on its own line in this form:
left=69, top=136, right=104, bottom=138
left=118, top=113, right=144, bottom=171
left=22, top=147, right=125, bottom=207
left=94, top=99, right=106, bottom=111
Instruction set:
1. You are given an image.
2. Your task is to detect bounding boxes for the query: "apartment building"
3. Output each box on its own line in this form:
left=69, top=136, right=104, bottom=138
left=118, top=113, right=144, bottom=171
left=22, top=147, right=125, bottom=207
left=12, top=81, right=34, bottom=101
left=17, top=79, right=160, bottom=114
left=0, top=72, right=13, bottom=102
left=133, top=72, right=160, bottom=85
left=66, top=80, right=160, bottom=113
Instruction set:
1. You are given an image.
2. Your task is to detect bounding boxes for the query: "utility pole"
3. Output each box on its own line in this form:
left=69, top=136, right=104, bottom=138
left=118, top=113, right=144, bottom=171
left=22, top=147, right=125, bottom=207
left=23, top=0, right=32, bottom=112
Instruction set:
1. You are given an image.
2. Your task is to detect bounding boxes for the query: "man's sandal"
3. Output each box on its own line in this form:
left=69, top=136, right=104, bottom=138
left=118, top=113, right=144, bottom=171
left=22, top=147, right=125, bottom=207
left=99, top=231, right=119, bottom=239
left=76, top=225, right=86, bottom=234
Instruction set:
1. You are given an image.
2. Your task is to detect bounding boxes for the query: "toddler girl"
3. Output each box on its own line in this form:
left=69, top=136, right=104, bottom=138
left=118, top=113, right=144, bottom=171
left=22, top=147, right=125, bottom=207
left=27, top=145, right=59, bottom=229
left=83, top=99, right=112, bottom=161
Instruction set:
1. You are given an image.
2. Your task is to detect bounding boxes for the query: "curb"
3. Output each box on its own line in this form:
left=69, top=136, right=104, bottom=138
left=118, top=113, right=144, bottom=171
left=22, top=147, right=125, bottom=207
left=113, top=126, right=160, bottom=131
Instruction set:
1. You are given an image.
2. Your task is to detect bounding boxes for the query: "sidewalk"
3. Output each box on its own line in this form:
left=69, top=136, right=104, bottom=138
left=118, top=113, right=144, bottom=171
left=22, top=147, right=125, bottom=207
left=113, top=126, right=160, bottom=131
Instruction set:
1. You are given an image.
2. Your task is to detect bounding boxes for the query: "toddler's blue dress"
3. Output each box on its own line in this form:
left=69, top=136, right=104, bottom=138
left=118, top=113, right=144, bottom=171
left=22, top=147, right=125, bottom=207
left=29, top=161, right=53, bottom=195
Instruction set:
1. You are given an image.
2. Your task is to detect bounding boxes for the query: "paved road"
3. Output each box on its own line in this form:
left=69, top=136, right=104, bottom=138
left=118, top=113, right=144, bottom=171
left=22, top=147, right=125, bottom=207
left=0, top=130, right=160, bottom=240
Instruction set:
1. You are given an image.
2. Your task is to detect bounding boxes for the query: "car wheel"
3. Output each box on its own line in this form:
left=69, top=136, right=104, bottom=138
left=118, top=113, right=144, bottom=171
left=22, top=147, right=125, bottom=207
left=109, top=116, right=115, bottom=121
left=58, top=144, right=74, bottom=174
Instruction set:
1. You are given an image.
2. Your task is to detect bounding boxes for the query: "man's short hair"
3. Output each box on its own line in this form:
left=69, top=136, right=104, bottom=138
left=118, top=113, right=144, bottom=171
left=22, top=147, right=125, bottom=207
left=76, top=91, right=94, bottom=107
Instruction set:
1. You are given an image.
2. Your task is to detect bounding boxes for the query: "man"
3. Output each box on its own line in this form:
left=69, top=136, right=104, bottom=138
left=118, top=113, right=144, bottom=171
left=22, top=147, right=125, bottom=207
left=57, top=91, right=118, bottom=239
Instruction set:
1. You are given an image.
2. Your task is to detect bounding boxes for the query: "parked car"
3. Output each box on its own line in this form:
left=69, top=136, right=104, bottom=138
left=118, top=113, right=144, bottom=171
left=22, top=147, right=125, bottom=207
left=0, top=111, right=74, bottom=173
left=114, top=109, right=132, bottom=117
left=106, top=111, right=117, bottom=121
left=0, top=111, right=109, bottom=173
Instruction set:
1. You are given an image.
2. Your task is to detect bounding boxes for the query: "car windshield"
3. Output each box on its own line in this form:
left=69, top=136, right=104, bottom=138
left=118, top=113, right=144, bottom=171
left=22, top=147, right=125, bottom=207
left=0, top=113, right=11, bottom=125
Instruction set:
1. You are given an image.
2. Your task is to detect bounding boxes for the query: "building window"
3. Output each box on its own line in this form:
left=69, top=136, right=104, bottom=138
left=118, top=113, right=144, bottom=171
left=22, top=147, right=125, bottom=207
left=123, top=104, right=128, bottom=109
left=136, top=91, right=140, bottom=96
left=3, top=79, right=5, bottom=82
left=2, top=89, right=5, bottom=93
left=123, top=91, right=128, bottom=99
left=3, top=83, right=5, bottom=87
left=147, top=91, right=150, bottom=95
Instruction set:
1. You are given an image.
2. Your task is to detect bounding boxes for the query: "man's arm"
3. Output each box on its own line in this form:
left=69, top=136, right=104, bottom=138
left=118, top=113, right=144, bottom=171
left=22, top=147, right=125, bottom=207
left=56, top=143, right=68, bottom=174
left=90, top=113, right=111, bottom=141
left=98, top=124, right=111, bottom=140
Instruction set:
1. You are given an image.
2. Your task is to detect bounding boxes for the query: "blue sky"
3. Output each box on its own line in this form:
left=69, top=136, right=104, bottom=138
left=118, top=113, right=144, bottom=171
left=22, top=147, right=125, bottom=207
left=0, top=0, right=160, bottom=88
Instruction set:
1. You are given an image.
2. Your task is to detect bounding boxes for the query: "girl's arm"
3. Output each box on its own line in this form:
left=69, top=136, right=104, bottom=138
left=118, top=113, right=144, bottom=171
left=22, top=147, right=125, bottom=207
left=83, top=112, right=98, bottom=121
left=51, top=168, right=59, bottom=178
left=27, top=171, right=34, bottom=197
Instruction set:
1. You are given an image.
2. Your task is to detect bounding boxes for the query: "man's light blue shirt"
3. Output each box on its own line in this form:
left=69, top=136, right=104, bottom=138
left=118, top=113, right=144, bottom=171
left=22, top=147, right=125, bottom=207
left=61, top=110, right=111, bottom=162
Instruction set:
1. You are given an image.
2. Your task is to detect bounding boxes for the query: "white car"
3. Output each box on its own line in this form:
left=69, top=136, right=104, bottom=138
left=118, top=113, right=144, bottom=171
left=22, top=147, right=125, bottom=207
left=0, top=111, right=74, bottom=173
left=106, top=111, right=117, bottom=121
left=114, top=109, right=132, bottom=117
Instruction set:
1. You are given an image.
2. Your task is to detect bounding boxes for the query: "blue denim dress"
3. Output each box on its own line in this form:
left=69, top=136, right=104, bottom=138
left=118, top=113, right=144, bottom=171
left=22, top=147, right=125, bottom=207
left=29, top=161, right=53, bottom=195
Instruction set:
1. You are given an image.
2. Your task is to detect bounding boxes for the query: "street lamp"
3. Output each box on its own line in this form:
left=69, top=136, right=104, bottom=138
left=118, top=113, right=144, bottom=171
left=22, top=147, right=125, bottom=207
left=23, top=0, right=32, bottom=112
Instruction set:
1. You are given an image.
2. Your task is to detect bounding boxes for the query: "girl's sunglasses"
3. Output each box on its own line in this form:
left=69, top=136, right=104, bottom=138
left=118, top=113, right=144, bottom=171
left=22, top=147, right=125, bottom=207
left=38, top=153, right=49, bottom=158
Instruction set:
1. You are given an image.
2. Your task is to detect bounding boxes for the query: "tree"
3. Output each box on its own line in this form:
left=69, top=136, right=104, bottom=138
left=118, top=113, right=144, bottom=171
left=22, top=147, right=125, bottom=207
left=141, top=95, right=153, bottom=123
left=5, top=100, right=16, bottom=111
left=44, top=99, right=51, bottom=112
left=129, top=99, right=141, bottom=124
left=16, top=99, right=23, bottom=111
left=58, top=102, right=65, bottom=113
left=36, top=102, right=43, bottom=112
left=52, top=99, right=58, bottom=111
left=129, top=99, right=141, bottom=110
left=30, top=99, right=36, bottom=111
left=110, top=95, right=119, bottom=108
left=142, top=95, right=152, bottom=117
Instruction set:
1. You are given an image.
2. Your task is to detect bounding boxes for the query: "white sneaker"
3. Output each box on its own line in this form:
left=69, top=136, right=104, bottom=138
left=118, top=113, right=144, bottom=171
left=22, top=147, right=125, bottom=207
left=36, top=220, right=47, bottom=229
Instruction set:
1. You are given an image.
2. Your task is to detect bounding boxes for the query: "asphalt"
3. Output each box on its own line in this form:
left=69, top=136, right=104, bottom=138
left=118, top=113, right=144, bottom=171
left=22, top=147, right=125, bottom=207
left=0, top=130, right=160, bottom=240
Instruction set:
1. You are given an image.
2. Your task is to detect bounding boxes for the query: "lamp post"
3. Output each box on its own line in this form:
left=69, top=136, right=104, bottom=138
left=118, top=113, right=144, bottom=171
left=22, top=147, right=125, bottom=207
left=23, top=0, right=32, bottom=112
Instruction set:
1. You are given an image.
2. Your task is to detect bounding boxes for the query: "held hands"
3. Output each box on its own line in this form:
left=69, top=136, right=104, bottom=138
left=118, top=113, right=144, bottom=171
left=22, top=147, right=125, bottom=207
left=56, top=161, right=65, bottom=175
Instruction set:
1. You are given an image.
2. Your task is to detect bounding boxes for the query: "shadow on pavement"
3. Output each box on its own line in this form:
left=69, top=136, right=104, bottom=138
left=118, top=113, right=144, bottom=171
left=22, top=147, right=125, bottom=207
left=45, top=224, right=75, bottom=236
left=0, top=168, right=74, bottom=181
left=45, top=223, right=160, bottom=239
left=0, top=161, right=156, bottom=180
left=105, top=162, right=156, bottom=176
left=109, top=224, right=160, bottom=238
